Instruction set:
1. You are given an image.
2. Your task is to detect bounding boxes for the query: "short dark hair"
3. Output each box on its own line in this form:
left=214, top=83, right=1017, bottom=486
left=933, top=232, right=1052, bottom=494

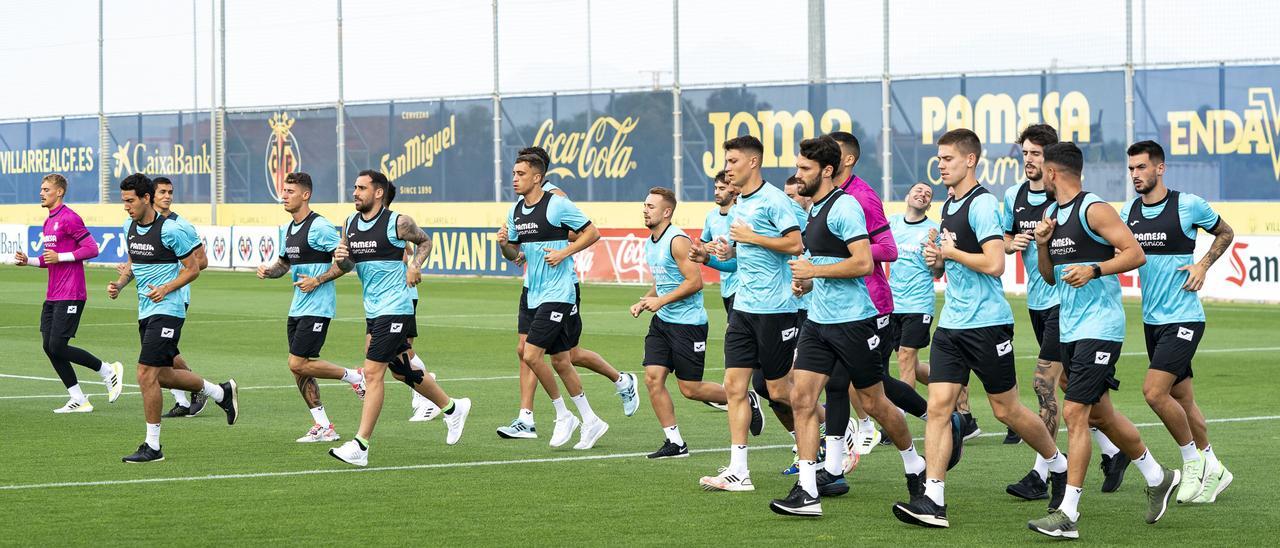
left=518, top=146, right=551, bottom=170
left=514, top=153, right=546, bottom=176
left=723, top=135, right=764, bottom=158
left=152, top=176, right=173, bottom=186
left=284, top=172, right=313, bottom=192
left=827, top=131, right=860, bottom=161
left=1127, top=140, right=1166, bottom=164
left=358, top=169, right=391, bottom=199
left=714, top=170, right=727, bottom=184
left=785, top=175, right=803, bottom=187
left=1043, top=142, right=1084, bottom=177
left=649, top=186, right=677, bottom=208
left=1017, top=124, right=1059, bottom=148
left=798, top=135, right=842, bottom=174
left=384, top=182, right=397, bottom=206
left=120, top=173, right=155, bottom=203
left=937, top=128, right=982, bottom=161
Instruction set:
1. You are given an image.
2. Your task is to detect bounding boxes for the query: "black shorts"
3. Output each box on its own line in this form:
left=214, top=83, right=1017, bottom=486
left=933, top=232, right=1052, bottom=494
left=794, top=318, right=884, bottom=389
left=287, top=316, right=331, bottom=359
left=874, top=314, right=892, bottom=374
left=406, top=298, right=419, bottom=339
left=1029, top=306, right=1063, bottom=363
left=930, top=324, right=1018, bottom=394
left=365, top=315, right=414, bottom=363
left=643, top=317, right=709, bottom=382
left=519, top=284, right=581, bottom=335
left=1061, top=339, right=1123, bottom=405
left=525, top=302, right=581, bottom=355
left=1144, top=322, right=1205, bottom=384
left=40, top=300, right=86, bottom=340
left=889, top=312, right=933, bottom=350
left=137, top=314, right=184, bottom=367
left=724, top=311, right=799, bottom=381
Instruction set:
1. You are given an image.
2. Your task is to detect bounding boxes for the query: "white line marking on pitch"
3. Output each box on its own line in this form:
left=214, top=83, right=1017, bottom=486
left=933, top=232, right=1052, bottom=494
left=2, top=415, right=1276, bottom=492
left=0, top=373, right=520, bottom=400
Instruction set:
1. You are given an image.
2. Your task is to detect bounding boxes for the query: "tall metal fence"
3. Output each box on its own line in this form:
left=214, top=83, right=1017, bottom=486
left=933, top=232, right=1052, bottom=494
left=3, top=0, right=1279, bottom=209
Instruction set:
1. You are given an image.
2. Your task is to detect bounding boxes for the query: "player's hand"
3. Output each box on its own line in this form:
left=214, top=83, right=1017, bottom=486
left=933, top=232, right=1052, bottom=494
left=639, top=296, right=662, bottom=313
left=629, top=301, right=645, bottom=318
left=938, top=229, right=957, bottom=259
left=1008, top=233, right=1032, bottom=253
left=1061, top=264, right=1094, bottom=288
left=106, top=281, right=120, bottom=299
left=792, top=279, right=812, bottom=297
left=116, top=262, right=129, bottom=276
left=144, top=283, right=170, bottom=303
left=514, top=252, right=527, bottom=267
left=406, top=267, right=422, bottom=288
left=713, top=236, right=734, bottom=261
left=728, top=220, right=756, bottom=245
left=14, top=251, right=27, bottom=266
left=496, top=225, right=510, bottom=246
left=41, top=249, right=59, bottom=264
left=1033, top=217, right=1057, bottom=247
left=788, top=257, right=817, bottom=281
left=542, top=247, right=569, bottom=267
left=689, top=240, right=710, bottom=264
left=1179, top=263, right=1208, bottom=292
left=256, top=264, right=269, bottom=279
left=293, top=274, right=321, bottom=293
left=333, top=242, right=349, bottom=263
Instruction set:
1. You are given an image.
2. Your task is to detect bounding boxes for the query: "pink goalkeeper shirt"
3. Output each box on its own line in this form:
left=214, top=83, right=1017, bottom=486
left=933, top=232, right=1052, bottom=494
left=37, top=204, right=98, bottom=301
left=839, top=174, right=897, bottom=316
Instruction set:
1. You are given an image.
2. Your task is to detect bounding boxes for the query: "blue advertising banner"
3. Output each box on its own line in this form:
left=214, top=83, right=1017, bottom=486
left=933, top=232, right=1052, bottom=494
left=106, top=111, right=213, bottom=204
left=1135, top=65, right=1280, bottom=200
left=890, top=71, right=1127, bottom=201
left=27, top=225, right=128, bottom=264
left=224, top=108, right=340, bottom=204
left=0, top=117, right=99, bottom=205
left=681, top=81, right=883, bottom=202
left=344, top=98, right=495, bottom=202
left=501, top=90, right=672, bottom=203
left=422, top=227, right=519, bottom=277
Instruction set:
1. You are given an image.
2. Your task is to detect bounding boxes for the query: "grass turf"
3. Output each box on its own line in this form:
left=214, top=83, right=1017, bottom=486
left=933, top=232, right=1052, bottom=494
left=0, top=267, right=1276, bottom=546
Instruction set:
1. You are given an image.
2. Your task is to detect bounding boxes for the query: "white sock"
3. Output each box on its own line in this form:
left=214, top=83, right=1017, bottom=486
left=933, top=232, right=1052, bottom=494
left=1179, top=441, right=1200, bottom=463
left=924, top=479, right=945, bottom=506
left=412, top=391, right=431, bottom=407
left=340, top=368, right=363, bottom=384
left=519, top=408, right=535, bottom=424
left=1033, top=453, right=1050, bottom=481
left=664, top=425, right=684, bottom=446
left=67, top=384, right=86, bottom=401
left=550, top=397, right=570, bottom=419
left=1203, top=444, right=1221, bottom=471
left=859, top=416, right=874, bottom=433
left=1046, top=450, right=1068, bottom=474
left=570, top=392, right=599, bottom=423
left=729, top=444, right=749, bottom=475
left=1092, top=427, right=1120, bottom=457
left=798, top=460, right=818, bottom=498
left=200, top=381, right=225, bottom=403
left=824, top=436, right=845, bottom=475
left=97, top=362, right=113, bottom=380
left=172, top=389, right=191, bottom=407
left=900, top=443, right=926, bottom=475
left=1059, top=485, right=1083, bottom=521
left=614, top=373, right=630, bottom=389
left=1134, top=450, right=1165, bottom=487
left=309, top=405, right=331, bottom=427
left=145, top=422, right=161, bottom=450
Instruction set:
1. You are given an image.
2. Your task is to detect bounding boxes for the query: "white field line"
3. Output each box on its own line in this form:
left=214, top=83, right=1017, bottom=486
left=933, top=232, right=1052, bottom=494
left=0, top=374, right=519, bottom=399
left=1, top=415, right=1276, bottom=492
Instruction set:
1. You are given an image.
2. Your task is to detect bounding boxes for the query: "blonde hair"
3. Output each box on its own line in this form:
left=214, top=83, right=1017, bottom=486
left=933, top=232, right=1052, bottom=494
left=42, top=173, right=68, bottom=191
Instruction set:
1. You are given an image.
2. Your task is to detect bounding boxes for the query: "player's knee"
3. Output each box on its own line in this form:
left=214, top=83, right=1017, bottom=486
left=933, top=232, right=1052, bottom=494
left=135, top=366, right=159, bottom=385
left=1063, top=401, right=1089, bottom=423
left=1142, top=383, right=1168, bottom=406
left=644, top=369, right=664, bottom=391
left=677, top=381, right=700, bottom=399
left=515, top=341, right=525, bottom=358
left=287, top=356, right=309, bottom=375
left=45, top=337, right=70, bottom=358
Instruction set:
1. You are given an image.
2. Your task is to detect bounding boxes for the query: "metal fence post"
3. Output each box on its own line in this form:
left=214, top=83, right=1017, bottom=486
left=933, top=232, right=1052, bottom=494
left=672, top=0, right=682, bottom=199
left=492, top=0, right=502, bottom=202
left=881, top=0, right=892, bottom=201
left=98, top=0, right=108, bottom=203
left=337, top=0, right=346, bottom=202
left=1124, top=0, right=1135, bottom=202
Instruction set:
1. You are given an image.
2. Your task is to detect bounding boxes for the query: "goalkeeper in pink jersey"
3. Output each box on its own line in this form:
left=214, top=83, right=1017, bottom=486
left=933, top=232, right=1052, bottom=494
left=13, top=174, right=124, bottom=413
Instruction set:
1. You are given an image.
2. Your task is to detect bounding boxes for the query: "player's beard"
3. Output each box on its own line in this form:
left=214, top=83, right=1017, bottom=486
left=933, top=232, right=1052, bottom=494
left=1134, top=176, right=1156, bottom=194
left=1025, top=164, right=1042, bottom=182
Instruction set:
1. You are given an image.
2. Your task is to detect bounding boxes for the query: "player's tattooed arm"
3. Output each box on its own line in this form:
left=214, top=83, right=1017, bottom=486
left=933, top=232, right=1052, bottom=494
left=1181, top=218, right=1235, bottom=291
left=257, top=257, right=291, bottom=279
left=397, top=214, right=433, bottom=270
left=325, top=231, right=355, bottom=282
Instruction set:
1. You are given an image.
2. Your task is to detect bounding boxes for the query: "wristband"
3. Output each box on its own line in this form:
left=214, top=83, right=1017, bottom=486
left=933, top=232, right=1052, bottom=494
left=1091, top=264, right=1102, bottom=279
left=58, top=252, right=75, bottom=263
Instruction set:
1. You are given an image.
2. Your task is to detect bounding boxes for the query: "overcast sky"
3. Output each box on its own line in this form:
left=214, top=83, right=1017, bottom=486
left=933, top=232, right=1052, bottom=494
left=2, top=0, right=1276, bottom=120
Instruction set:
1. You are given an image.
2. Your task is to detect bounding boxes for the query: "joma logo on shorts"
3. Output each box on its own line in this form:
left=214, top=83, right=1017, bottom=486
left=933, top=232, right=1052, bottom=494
left=160, top=328, right=175, bottom=339
left=781, top=327, right=798, bottom=341
left=1094, top=351, right=1111, bottom=364
left=390, top=323, right=403, bottom=333
left=694, top=341, right=706, bottom=352
left=66, top=305, right=78, bottom=314
left=867, top=335, right=880, bottom=350
left=996, top=340, right=1013, bottom=356
left=550, top=312, right=564, bottom=322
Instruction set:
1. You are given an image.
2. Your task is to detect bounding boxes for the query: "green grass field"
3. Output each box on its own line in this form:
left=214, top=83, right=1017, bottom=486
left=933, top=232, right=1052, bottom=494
left=0, top=267, right=1276, bottom=546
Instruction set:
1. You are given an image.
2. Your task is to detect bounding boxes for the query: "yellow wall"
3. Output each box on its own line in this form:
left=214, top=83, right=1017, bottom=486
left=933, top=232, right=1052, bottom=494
left=2, top=200, right=1279, bottom=234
